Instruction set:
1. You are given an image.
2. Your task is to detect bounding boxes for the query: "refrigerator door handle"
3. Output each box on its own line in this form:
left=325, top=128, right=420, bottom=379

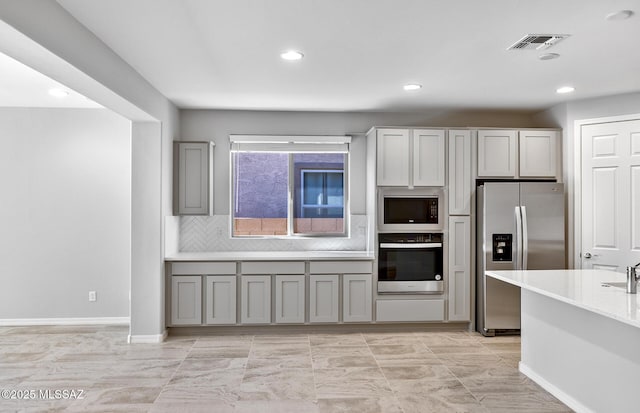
left=521, top=206, right=528, bottom=270
left=514, top=206, right=523, bottom=270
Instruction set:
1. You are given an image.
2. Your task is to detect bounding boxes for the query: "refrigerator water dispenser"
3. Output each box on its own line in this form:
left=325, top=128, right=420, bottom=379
left=492, top=234, right=512, bottom=262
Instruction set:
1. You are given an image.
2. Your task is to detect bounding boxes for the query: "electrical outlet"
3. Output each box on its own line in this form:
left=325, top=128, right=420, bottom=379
left=88, top=291, right=97, bottom=302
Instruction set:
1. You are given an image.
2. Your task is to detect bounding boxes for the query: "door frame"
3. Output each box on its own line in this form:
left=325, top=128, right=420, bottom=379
left=573, top=113, right=640, bottom=269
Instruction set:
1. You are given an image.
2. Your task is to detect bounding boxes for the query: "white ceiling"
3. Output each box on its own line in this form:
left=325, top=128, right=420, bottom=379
left=51, top=0, right=640, bottom=112
left=0, top=51, right=102, bottom=108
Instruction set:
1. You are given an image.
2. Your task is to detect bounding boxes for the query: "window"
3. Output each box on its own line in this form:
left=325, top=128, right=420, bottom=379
left=230, top=135, right=350, bottom=237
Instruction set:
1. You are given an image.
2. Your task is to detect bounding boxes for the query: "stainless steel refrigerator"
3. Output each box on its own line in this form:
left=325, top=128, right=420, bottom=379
left=476, top=182, right=566, bottom=336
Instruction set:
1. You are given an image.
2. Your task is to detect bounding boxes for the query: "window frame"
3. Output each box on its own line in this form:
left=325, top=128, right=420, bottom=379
left=229, top=135, right=350, bottom=238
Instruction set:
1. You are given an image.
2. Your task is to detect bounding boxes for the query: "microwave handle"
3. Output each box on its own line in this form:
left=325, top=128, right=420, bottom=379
left=379, top=243, right=442, bottom=249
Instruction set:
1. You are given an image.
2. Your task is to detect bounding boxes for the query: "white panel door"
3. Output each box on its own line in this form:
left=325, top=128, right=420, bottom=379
left=519, top=130, right=558, bottom=177
left=448, top=129, right=472, bottom=215
left=343, top=274, right=372, bottom=322
left=274, top=275, right=305, bottom=324
left=413, top=129, right=445, bottom=186
left=309, top=274, right=339, bottom=323
left=477, top=130, right=517, bottom=177
left=581, top=119, right=640, bottom=271
left=205, top=275, right=237, bottom=325
left=377, top=129, right=410, bottom=186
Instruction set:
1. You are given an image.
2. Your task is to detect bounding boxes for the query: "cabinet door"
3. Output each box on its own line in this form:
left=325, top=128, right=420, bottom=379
left=448, top=216, right=471, bottom=321
left=205, top=275, right=237, bottom=325
left=275, top=275, right=305, bottom=324
left=477, top=130, right=517, bottom=177
left=377, top=129, right=410, bottom=186
left=309, top=275, right=339, bottom=323
left=176, top=142, right=213, bottom=215
left=171, top=276, right=202, bottom=325
left=240, top=275, right=271, bottom=324
left=413, top=129, right=445, bottom=186
left=448, top=130, right=472, bottom=215
left=343, top=274, right=372, bottom=322
left=519, top=130, right=558, bottom=177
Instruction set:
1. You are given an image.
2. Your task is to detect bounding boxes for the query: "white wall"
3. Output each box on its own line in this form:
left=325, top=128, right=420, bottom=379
left=0, top=108, right=130, bottom=320
left=180, top=108, right=539, bottom=216
left=0, top=0, right=179, bottom=338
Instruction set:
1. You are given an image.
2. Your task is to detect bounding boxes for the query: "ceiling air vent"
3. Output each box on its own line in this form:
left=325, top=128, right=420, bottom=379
left=507, top=34, right=570, bottom=51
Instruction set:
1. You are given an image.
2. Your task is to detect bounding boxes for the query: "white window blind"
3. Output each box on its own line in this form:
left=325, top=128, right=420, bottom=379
left=229, top=135, right=351, bottom=153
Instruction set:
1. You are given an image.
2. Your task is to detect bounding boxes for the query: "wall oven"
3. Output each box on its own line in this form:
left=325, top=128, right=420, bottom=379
left=378, top=188, right=444, bottom=232
left=378, top=233, right=444, bottom=294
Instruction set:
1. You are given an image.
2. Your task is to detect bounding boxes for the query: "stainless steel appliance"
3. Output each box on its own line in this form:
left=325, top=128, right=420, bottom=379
left=378, top=233, right=444, bottom=294
left=378, top=188, right=444, bottom=232
left=477, top=182, right=565, bottom=336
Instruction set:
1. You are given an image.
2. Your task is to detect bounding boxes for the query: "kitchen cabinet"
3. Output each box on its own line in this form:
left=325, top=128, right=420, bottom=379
left=205, top=275, right=237, bottom=325
left=240, top=275, right=271, bottom=324
left=343, top=274, right=372, bottom=322
left=448, top=216, right=471, bottom=321
left=477, top=130, right=517, bottom=177
left=274, top=275, right=305, bottom=323
left=309, top=261, right=373, bottom=323
left=376, top=299, right=445, bottom=322
left=308, top=275, right=340, bottom=323
left=519, top=130, right=558, bottom=177
left=376, top=128, right=445, bottom=187
left=174, top=141, right=214, bottom=215
left=448, top=129, right=472, bottom=215
left=477, top=129, right=560, bottom=178
left=170, top=276, right=202, bottom=325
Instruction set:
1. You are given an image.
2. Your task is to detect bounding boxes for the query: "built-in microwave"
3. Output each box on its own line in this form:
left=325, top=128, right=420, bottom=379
left=378, top=188, right=445, bottom=232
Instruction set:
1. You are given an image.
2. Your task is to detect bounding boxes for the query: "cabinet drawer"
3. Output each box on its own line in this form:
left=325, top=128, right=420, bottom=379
left=376, top=299, right=444, bottom=322
left=172, top=262, right=236, bottom=275
left=242, top=261, right=305, bottom=275
left=309, top=261, right=372, bottom=274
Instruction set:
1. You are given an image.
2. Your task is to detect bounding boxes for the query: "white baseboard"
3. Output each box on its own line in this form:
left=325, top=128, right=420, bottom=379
left=128, top=330, right=168, bottom=344
left=519, top=362, right=594, bottom=413
left=0, top=317, right=130, bottom=327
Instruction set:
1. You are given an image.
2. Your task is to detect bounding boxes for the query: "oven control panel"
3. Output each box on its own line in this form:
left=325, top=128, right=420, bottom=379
left=378, top=233, right=443, bottom=243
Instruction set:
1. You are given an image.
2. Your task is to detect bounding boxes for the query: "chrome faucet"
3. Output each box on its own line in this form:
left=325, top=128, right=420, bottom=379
left=626, top=262, right=640, bottom=294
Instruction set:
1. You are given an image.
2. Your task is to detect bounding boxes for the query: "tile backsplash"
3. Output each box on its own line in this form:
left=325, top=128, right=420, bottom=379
left=179, top=214, right=368, bottom=252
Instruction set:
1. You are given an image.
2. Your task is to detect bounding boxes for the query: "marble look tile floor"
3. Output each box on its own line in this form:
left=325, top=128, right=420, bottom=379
left=0, top=326, right=573, bottom=413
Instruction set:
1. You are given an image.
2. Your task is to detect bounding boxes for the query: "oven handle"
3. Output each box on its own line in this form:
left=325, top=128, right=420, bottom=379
left=379, top=243, right=442, bottom=249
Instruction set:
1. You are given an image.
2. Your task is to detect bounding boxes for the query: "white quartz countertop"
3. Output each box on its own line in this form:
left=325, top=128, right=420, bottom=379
left=165, top=251, right=375, bottom=262
left=487, top=269, right=640, bottom=329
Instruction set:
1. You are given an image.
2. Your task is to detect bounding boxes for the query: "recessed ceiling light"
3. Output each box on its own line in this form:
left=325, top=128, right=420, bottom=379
left=403, top=84, right=422, bottom=91
left=539, top=53, right=560, bottom=61
left=556, top=86, right=575, bottom=94
left=280, top=50, right=304, bottom=61
left=48, top=88, right=69, bottom=98
left=606, top=10, right=634, bottom=21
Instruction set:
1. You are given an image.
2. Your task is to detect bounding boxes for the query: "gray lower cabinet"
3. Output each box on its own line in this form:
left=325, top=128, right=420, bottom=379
left=205, top=275, right=237, bottom=325
left=171, top=276, right=202, bottom=325
left=274, top=275, right=305, bottom=324
left=448, top=216, right=471, bottom=321
left=240, top=275, right=271, bottom=324
left=309, top=274, right=340, bottom=323
left=343, top=274, right=373, bottom=322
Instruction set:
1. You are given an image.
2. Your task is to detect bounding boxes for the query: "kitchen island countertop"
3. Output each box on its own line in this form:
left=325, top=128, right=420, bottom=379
left=486, top=269, right=640, bottom=329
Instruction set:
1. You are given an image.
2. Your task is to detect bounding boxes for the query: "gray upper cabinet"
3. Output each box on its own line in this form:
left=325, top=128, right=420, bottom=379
left=477, top=129, right=560, bottom=179
left=375, top=128, right=445, bottom=187
left=174, top=141, right=214, bottom=215
left=477, top=130, right=517, bottom=177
